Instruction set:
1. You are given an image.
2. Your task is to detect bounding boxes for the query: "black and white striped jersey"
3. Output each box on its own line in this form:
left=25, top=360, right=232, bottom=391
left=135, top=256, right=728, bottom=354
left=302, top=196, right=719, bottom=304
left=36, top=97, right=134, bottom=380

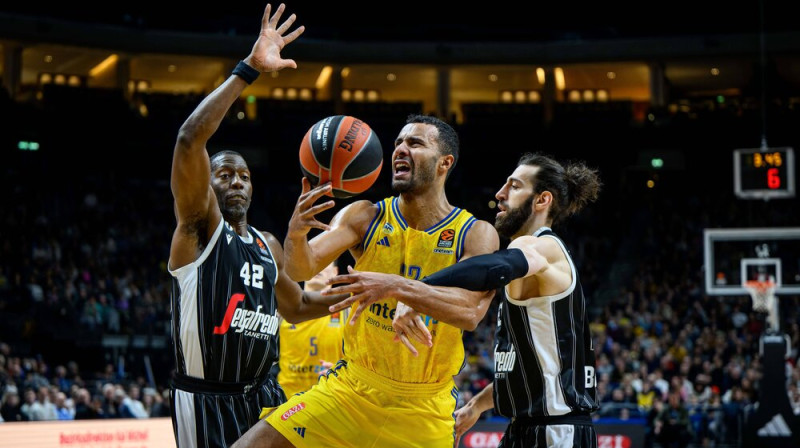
left=169, top=219, right=280, bottom=383
left=493, top=227, right=599, bottom=418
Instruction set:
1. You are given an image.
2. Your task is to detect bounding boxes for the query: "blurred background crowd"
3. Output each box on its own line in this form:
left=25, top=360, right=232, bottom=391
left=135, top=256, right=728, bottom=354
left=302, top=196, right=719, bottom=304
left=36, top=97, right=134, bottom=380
left=2, top=3, right=800, bottom=447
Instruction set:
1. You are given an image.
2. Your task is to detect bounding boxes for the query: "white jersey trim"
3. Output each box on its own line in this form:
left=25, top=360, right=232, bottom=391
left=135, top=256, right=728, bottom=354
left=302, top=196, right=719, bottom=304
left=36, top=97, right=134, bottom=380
left=502, top=228, right=576, bottom=415
left=168, top=218, right=225, bottom=378
left=174, top=388, right=198, bottom=448
left=505, top=232, right=577, bottom=307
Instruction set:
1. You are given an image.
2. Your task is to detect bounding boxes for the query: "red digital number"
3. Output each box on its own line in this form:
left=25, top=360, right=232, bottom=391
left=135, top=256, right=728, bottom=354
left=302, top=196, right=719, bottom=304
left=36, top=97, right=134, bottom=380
left=767, top=168, right=781, bottom=189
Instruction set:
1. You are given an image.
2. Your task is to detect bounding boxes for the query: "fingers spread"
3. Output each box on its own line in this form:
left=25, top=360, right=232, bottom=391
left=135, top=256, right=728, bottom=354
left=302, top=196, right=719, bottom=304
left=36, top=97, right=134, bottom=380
left=397, top=333, right=418, bottom=356
left=269, top=3, right=286, bottom=28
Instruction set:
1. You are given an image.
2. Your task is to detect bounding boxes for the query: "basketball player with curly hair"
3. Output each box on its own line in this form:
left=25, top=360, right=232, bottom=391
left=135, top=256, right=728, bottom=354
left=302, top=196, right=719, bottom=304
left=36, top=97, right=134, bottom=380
left=324, top=152, right=602, bottom=447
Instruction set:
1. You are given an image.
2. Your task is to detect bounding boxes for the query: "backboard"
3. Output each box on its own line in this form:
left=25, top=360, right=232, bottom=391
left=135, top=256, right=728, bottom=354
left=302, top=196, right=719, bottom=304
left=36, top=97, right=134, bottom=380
left=704, top=227, right=800, bottom=295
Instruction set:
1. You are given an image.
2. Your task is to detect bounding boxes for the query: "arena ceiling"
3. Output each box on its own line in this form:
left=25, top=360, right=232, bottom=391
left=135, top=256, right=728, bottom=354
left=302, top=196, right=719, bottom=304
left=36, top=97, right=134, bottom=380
left=2, top=1, right=800, bottom=98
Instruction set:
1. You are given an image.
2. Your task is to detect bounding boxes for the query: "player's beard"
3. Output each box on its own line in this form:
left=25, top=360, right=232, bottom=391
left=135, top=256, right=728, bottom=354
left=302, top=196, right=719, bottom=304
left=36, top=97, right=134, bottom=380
left=222, top=203, right=248, bottom=222
left=218, top=192, right=250, bottom=222
left=392, top=158, right=436, bottom=194
left=494, top=194, right=534, bottom=238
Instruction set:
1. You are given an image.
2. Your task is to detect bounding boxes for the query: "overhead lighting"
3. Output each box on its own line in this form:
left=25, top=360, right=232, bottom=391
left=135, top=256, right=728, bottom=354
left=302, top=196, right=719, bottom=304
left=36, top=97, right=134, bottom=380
left=316, top=66, right=333, bottom=89
left=536, top=67, right=545, bottom=85
left=710, top=67, right=720, bottom=76
left=554, top=67, right=565, bottom=91
left=89, top=54, right=118, bottom=78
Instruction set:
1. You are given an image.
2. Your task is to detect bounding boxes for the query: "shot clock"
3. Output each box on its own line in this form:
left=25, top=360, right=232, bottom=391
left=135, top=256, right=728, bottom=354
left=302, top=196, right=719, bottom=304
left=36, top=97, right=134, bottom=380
left=734, top=147, right=795, bottom=199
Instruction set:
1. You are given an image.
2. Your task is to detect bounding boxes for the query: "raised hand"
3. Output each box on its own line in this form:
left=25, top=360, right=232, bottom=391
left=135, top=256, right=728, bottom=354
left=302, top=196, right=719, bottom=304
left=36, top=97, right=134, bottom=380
left=286, top=177, right=335, bottom=240
left=246, top=3, right=305, bottom=73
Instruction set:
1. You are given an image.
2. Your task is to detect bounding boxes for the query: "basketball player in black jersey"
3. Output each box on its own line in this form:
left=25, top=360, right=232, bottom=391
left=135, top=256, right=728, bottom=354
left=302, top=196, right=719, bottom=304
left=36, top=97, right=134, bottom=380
left=167, top=4, right=344, bottom=447
left=325, top=152, right=602, bottom=447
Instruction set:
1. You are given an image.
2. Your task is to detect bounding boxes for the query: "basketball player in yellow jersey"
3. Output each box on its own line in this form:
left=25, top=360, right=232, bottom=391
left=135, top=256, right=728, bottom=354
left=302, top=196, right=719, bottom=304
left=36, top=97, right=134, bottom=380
left=277, top=261, right=346, bottom=397
left=231, top=114, right=499, bottom=448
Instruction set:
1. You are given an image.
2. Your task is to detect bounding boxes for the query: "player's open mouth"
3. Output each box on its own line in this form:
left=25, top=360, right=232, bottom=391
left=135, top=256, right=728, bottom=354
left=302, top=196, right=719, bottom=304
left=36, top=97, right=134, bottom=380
left=393, top=160, right=411, bottom=179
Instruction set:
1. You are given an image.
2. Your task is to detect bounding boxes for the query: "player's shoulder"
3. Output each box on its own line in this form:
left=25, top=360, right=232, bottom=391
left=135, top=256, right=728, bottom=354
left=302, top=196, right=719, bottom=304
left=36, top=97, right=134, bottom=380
left=462, top=218, right=500, bottom=253
left=511, top=234, right=565, bottom=262
left=334, top=198, right=384, bottom=223
left=250, top=227, right=282, bottom=250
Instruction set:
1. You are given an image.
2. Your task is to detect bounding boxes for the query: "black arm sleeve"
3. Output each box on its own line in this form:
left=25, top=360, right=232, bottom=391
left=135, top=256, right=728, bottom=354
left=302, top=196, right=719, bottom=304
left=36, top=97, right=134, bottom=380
left=420, top=248, right=529, bottom=291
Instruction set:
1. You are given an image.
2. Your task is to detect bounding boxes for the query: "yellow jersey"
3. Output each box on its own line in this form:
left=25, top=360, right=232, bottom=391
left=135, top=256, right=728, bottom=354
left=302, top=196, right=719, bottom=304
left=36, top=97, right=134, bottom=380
left=346, top=196, right=478, bottom=383
left=277, top=312, right=345, bottom=397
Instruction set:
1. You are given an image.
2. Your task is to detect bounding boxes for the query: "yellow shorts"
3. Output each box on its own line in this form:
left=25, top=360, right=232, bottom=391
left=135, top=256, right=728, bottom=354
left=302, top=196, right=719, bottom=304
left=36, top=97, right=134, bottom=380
left=264, top=360, right=458, bottom=447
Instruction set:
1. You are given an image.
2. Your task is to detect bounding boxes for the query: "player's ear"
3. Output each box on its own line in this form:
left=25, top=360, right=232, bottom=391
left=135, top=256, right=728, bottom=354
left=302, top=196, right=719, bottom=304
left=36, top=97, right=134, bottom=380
left=534, top=191, right=553, bottom=211
left=439, top=154, right=454, bottom=174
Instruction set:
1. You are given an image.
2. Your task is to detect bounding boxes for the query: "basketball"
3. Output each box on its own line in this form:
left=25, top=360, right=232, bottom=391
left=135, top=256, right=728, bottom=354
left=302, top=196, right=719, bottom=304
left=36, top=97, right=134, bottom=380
left=299, top=115, right=383, bottom=198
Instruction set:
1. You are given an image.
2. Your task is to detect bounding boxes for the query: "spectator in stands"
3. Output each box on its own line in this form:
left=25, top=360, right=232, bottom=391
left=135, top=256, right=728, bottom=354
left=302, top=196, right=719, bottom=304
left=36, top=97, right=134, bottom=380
left=72, top=387, right=100, bottom=419
left=54, top=391, right=74, bottom=420
left=0, top=386, right=28, bottom=422
left=123, top=384, right=148, bottom=418
left=637, top=378, right=657, bottom=411
left=721, top=386, right=749, bottom=444
left=149, top=388, right=171, bottom=418
left=654, top=391, right=694, bottom=448
left=644, top=393, right=664, bottom=448
left=20, top=387, right=44, bottom=420
left=99, top=383, right=119, bottom=418
left=52, top=364, right=73, bottom=394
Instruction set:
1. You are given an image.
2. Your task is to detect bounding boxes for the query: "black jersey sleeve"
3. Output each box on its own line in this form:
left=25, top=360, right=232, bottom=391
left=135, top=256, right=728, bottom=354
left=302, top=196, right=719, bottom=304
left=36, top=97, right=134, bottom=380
left=421, top=248, right=529, bottom=291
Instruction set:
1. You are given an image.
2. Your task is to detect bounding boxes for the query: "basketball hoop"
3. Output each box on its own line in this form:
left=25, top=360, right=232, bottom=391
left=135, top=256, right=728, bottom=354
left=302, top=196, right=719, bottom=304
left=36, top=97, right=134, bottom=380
left=744, top=279, right=776, bottom=314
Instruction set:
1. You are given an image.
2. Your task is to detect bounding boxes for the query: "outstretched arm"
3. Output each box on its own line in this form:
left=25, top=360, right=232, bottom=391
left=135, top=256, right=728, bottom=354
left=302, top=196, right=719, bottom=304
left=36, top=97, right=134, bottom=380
left=265, top=232, right=349, bottom=323
left=421, top=235, right=547, bottom=290
left=169, top=3, right=304, bottom=269
left=325, top=220, right=500, bottom=331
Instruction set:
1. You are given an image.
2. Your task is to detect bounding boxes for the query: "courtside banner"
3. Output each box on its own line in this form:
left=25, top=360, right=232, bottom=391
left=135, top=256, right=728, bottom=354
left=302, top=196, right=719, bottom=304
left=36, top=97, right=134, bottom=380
left=459, top=420, right=645, bottom=448
left=0, top=417, right=177, bottom=447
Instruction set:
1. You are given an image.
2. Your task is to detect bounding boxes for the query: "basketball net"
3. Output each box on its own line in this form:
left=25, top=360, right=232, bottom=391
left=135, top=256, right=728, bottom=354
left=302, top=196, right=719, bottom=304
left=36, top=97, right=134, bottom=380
left=744, top=277, right=778, bottom=332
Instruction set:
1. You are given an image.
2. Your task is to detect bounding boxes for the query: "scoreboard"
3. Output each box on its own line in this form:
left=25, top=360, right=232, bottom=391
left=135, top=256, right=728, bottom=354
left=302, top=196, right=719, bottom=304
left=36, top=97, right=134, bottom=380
left=734, top=147, right=795, bottom=199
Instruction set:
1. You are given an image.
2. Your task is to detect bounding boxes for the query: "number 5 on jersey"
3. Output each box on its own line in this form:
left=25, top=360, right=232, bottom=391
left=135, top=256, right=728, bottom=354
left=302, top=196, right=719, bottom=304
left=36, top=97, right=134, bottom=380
left=240, top=262, right=264, bottom=289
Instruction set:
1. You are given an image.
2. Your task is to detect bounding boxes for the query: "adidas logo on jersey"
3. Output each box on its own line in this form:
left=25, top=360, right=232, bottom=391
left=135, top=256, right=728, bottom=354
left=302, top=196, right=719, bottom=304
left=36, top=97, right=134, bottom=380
left=293, top=427, right=306, bottom=438
left=757, top=414, right=792, bottom=437
left=376, top=236, right=390, bottom=247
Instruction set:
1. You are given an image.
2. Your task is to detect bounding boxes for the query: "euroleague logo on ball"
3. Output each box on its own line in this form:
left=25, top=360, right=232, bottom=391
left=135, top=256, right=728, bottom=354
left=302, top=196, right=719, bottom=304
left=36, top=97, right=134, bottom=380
left=299, top=115, right=383, bottom=198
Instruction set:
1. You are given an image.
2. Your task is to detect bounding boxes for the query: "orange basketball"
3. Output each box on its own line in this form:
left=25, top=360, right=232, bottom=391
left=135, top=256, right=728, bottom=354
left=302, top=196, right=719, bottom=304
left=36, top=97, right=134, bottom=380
left=299, top=115, right=383, bottom=198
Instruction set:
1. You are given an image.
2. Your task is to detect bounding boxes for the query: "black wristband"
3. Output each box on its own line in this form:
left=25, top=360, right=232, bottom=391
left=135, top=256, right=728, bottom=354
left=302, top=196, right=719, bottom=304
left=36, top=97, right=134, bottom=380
left=232, top=60, right=259, bottom=84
